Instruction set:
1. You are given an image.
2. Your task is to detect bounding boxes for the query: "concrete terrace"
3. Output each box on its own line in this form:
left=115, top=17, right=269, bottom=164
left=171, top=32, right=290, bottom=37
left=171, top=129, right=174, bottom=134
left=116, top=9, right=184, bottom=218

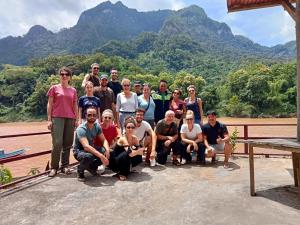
left=1, top=156, right=299, bottom=225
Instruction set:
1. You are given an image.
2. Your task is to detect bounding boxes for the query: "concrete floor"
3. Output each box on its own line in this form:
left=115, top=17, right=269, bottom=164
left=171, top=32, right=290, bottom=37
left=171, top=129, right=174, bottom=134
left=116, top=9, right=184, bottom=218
left=1, top=156, right=299, bottom=225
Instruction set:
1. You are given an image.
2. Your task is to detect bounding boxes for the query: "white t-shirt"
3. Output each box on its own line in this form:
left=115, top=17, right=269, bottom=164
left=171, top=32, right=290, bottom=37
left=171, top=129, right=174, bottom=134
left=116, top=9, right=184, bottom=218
left=180, top=124, right=202, bottom=140
left=116, top=92, right=138, bottom=112
left=134, top=121, right=152, bottom=141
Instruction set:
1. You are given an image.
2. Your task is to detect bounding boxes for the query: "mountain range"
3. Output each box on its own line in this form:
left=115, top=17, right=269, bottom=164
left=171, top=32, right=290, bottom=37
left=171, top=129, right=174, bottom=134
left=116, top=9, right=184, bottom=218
left=0, top=1, right=296, bottom=67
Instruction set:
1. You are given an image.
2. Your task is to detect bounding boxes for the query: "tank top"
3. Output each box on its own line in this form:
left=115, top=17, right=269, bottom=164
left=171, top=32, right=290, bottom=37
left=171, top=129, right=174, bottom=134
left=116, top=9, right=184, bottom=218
left=185, top=97, right=201, bottom=122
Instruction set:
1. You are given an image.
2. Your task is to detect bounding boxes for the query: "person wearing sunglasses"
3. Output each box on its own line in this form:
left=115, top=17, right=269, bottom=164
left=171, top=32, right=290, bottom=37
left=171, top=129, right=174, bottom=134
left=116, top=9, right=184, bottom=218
left=180, top=110, right=205, bottom=165
left=109, top=118, right=144, bottom=181
left=47, top=66, right=78, bottom=177
left=81, top=63, right=101, bottom=88
left=170, top=88, right=186, bottom=127
left=73, top=107, right=110, bottom=182
left=116, top=78, right=138, bottom=132
left=185, top=85, right=204, bottom=126
left=78, top=81, right=101, bottom=124
left=94, top=109, right=120, bottom=149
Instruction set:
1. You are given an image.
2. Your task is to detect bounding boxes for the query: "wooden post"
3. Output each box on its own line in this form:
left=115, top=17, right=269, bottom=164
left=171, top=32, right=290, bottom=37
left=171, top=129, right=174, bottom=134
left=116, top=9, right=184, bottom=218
left=249, top=144, right=255, bottom=196
left=297, top=0, right=300, bottom=141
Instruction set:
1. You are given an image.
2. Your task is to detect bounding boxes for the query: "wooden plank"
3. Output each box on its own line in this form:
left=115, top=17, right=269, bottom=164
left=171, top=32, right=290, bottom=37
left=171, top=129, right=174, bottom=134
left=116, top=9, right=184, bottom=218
left=249, top=144, right=256, bottom=196
left=282, top=0, right=296, bottom=21
left=292, top=152, right=299, bottom=187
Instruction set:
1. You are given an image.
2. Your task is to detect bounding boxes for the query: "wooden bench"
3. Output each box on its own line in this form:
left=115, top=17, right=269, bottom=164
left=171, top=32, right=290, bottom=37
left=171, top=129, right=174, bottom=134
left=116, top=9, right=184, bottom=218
left=238, top=139, right=300, bottom=196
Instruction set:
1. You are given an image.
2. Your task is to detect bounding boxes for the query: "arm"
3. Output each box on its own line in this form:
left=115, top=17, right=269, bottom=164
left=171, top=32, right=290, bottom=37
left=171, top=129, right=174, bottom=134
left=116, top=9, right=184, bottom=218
left=78, top=107, right=82, bottom=124
left=81, top=74, right=90, bottom=88
left=198, top=98, right=204, bottom=125
left=73, top=96, right=79, bottom=128
left=128, top=136, right=144, bottom=157
left=97, top=133, right=110, bottom=159
left=181, top=133, right=194, bottom=145
left=79, top=136, right=109, bottom=166
left=115, top=94, right=121, bottom=128
left=150, top=129, right=157, bottom=157
left=97, top=107, right=101, bottom=122
left=47, top=96, right=54, bottom=130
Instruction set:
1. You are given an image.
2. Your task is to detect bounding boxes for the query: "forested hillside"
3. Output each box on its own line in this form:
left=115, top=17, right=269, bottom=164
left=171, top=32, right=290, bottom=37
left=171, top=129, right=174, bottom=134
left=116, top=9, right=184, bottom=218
left=0, top=53, right=296, bottom=122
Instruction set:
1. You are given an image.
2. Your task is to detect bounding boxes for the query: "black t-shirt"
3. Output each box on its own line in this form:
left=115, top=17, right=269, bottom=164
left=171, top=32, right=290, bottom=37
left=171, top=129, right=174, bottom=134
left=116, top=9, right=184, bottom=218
left=202, top=121, right=228, bottom=145
left=108, top=81, right=122, bottom=102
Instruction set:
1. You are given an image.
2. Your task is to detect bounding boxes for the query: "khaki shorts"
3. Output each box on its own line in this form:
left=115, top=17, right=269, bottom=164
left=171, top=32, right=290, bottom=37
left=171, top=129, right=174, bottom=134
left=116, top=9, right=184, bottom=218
left=205, top=143, right=225, bottom=154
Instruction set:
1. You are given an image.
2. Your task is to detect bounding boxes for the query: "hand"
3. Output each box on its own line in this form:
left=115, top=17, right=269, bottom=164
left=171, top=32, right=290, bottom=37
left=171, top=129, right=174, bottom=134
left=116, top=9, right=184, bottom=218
left=217, top=137, right=222, bottom=144
left=47, top=121, right=52, bottom=131
left=137, top=147, right=144, bottom=156
left=74, top=120, right=79, bottom=129
left=164, top=140, right=172, bottom=147
left=193, top=142, right=198, bottom=151
left=186, top=144, right=191, bottom=153
left=100, top=155, right=109, bottom=166
left=104, top=150, right=110, bottom=159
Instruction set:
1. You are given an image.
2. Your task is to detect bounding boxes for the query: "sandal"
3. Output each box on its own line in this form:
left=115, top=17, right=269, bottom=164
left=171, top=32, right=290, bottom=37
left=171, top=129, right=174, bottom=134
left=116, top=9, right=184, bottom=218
left=113, top=173, right=127, bottom=181
left=172, top=159, right=181, bottom=166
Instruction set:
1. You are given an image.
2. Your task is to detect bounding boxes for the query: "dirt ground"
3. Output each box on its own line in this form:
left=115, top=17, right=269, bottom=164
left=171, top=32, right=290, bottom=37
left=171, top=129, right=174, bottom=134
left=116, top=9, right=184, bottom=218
left=0, top=118, right=296, bottom=178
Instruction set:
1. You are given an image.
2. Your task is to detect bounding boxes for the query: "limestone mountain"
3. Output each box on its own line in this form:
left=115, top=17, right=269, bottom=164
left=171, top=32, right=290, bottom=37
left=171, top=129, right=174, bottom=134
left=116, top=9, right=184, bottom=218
left=0, top=1, right=295, bottom=66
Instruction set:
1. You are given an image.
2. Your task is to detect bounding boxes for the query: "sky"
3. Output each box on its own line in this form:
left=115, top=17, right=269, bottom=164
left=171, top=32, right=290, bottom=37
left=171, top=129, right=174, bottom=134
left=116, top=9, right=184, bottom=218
left=0, top=0, right=295, bottom=47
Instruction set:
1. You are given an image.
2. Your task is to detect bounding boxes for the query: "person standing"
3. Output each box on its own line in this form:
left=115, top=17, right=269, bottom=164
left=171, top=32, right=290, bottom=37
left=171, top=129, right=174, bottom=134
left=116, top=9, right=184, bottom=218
left=169, top=88, right=186, bottom=127
left=133, top=80, right=143, bottom=96
left=185, top=85, right=204, bottom=126
left=138, top=83, right=156, bottom=128
left=116, top=78, right=138, bottom=132
left=82, top=63, right=101, bottom=88
left=108, top=68, right=122, bottom=102
left=152, top=80, right=172, bottom=124
left=78, top=81, right=101, bottom=124
left=47, top=66, right=78, bottom=177
left=94, top=74, right=115, bottom=115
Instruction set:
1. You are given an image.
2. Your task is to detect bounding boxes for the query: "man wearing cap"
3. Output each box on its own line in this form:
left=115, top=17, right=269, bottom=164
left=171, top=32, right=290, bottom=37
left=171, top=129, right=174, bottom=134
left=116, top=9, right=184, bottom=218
left=108, top=68, right=122, bottom=103
left=82, top=63, right=101, bottom=87
left=134, top=81, right=143, bottom=96
left=202, top=110, right=232, bottom=168
left=94, top=74, right=115, bottom=115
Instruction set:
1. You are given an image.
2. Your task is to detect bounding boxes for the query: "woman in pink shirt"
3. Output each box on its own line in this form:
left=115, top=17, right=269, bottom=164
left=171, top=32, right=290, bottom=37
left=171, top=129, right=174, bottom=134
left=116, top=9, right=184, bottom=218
left=47, top=66, right=78, bottom=177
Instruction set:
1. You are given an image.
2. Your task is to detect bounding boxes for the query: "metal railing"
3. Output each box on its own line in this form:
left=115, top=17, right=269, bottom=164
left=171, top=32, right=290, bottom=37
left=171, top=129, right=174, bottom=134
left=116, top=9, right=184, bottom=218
left=0, top=123, right=297, bottom=189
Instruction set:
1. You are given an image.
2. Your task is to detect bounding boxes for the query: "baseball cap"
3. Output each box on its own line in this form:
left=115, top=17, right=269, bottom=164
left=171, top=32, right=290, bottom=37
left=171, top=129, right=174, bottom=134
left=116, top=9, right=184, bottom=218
left=100, top=74, right=108, bottom=80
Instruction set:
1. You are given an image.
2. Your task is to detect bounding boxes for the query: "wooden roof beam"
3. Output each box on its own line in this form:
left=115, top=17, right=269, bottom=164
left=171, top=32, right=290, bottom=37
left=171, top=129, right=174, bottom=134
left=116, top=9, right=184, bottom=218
left=282, top=0, right=296, bottom=21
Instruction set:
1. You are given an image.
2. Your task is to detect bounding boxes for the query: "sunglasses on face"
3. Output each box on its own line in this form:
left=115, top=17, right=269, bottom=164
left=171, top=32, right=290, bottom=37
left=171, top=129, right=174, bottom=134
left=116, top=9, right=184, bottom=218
left=123, top=84, right=130, bottom=87
left=186, top=118, right=193, bottom=121
left=189, top=89, right=195, bottom=92
left=93, top=67, right=99, bottom=70
left=173, top=92, right=180, bottom=95
left=126, top=126, right=135, bottom=129
left=104, top=116, right=112, bottom=119
left=87, top=113, right=97, bottom=117
left=60, top=73, right=70, bottom=76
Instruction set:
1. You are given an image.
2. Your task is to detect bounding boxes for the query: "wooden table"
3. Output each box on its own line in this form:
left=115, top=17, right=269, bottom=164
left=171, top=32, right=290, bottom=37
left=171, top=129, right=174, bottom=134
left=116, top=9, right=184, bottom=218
left=238, top=139, right=300, bottom=196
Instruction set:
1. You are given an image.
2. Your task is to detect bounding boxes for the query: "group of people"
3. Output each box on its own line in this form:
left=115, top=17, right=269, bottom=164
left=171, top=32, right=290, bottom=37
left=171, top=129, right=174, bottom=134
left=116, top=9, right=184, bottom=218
left=46, top=64, right=232, bottom=182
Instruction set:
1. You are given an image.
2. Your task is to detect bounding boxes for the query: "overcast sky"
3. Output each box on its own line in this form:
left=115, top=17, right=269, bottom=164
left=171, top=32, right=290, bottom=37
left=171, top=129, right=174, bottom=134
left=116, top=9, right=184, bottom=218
left=0, top=0, right=295, bottom=47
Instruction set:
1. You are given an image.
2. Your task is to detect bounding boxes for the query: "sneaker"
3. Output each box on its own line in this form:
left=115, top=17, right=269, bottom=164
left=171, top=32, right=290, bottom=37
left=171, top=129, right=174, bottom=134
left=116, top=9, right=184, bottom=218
left=48, top=169, right=57, bottom=177
left=181, top=158, right=187, bottom=165
left=223, top=162, right=229, bottom=169
left=61, top=167, right=71, bottom=175
left=150, top=158, right=156, bottom=167
left=172, top=159, right=181, bottom=166
left=98, top=165, right=106, bottom=174
left=87, top=169, right=98, bottom=176
left=77, top=173, right=85, bottom=182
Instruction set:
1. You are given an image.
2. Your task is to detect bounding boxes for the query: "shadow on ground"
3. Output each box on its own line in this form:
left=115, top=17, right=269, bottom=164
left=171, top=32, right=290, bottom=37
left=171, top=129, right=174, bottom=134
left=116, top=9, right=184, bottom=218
left=256, top=185, right=300, bottom=210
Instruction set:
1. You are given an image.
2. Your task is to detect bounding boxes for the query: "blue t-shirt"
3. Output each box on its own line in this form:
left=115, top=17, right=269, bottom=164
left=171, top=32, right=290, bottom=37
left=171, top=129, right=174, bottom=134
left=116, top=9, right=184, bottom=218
left=78, top=96, right=101, bottom=119
left=138, top=95, right=155, bottom=120
left=73, top=122, right=102, bottom=151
